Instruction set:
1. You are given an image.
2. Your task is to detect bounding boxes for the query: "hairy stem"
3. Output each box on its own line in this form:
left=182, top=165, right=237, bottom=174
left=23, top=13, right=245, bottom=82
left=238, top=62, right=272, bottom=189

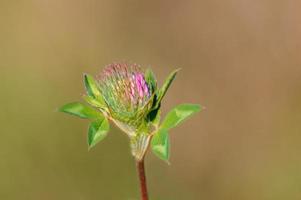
left=136, top=159, right=149, bottom=200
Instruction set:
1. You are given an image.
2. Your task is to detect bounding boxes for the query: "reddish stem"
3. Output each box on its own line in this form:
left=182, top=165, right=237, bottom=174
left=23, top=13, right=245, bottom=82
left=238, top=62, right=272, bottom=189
left=136, top=159, right=149, bottom=200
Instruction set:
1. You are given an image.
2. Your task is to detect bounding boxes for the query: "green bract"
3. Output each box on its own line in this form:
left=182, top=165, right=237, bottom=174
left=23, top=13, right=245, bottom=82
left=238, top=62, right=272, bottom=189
left=88, top=117, right=110, bottom=149
left=59, top=63, right=202, bottom=161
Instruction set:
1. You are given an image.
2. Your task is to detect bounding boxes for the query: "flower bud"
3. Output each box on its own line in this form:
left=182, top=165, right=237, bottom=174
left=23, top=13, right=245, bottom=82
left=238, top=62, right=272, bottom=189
left=97, top=63, right=155, bottom=160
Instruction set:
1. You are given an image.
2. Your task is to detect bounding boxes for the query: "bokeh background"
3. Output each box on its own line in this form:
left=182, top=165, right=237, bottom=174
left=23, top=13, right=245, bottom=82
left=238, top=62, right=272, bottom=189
left=1, top=0, right=301, bottom=199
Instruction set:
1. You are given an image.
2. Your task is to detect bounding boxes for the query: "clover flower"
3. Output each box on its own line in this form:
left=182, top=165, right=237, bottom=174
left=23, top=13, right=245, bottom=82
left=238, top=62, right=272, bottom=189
left=59, top=62, right=202, bottom=200
left=97, top=63, right=153, bottom=135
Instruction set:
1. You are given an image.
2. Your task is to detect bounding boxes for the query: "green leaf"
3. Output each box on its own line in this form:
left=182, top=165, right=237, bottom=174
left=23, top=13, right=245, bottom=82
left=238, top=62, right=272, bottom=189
left=84, top=74, right=101, bottom=98
left=59, top=102, right=100, bottom=119
left=144, top=68, right=157, bottom=92
left=160, top=104, right=201, bottom=130
left=157, top=68, right=180, bottom=104
left=88, top=117, right=110, bottom=149
left=83, top=74, right=107, bottom=107
left=151, top=129, right=170, bottom=161
left=146, top=68, right=180, bottom=123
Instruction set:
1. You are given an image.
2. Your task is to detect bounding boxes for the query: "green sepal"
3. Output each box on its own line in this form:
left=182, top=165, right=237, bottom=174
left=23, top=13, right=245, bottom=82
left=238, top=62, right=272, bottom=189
left=160, top=104, right=201, bottom=130
left=151, top=128, right=170, bottom=162
left=88, top=117, right=110, bottom=149
left=84, top=74, right=101, bottom=98
left=83, top=74, right=106, bottom=107
left=59, top=102, right=100, bottom=119
left=156, top=68, right=180, bottom=106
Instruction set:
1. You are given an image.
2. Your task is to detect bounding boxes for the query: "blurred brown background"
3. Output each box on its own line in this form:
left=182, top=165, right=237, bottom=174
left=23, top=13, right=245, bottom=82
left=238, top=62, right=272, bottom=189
left=1, top=0, right=301, bottom=199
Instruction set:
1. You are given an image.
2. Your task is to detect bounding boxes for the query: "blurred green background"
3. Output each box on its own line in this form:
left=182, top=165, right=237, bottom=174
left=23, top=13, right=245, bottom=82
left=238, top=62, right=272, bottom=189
left=1, top=0, right=301, bottom=199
